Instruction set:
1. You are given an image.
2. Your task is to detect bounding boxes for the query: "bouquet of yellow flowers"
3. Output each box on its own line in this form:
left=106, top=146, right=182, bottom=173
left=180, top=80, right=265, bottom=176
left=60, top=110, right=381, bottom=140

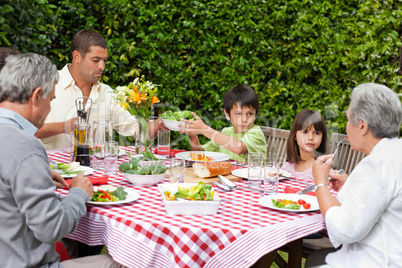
left=112, top=75, right=160, bottom=118
left=111, top=75, right=160, bottom=154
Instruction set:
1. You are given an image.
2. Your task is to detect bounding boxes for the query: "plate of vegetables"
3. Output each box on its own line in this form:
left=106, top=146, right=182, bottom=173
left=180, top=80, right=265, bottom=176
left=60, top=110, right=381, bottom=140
left=51, top=162, right=93, bottom=178
left=258, top=193, right=319, bottom=213
left=88, top=185, right=140, bottom=205
left=158, top=182, right=221, bottom=215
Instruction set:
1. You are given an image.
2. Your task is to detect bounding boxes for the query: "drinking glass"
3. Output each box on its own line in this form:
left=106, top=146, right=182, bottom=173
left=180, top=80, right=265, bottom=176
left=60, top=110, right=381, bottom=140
left=104, top=141, right=118, bottom=175
left=170, top=158, right=186, bottom=183
left=264, top=162, right=280, bottom=195
left=247, top=153, right=263, bottom=189
left=92, top=120, right=113, bottom=170
left=157, top=130, right=170, bottom=157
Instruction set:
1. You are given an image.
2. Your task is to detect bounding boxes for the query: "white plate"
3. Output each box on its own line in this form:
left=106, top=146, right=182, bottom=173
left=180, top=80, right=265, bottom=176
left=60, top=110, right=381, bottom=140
left=259, top=193, right=319, bottom=213
left=158, top=183, right=221, bottom=215
left=87, top=187, right=140, bottom=205
left=231, top=168, right=291, bottom=179
left=54, top=166, right=93, bottom=178
left=175, top=151, right=230, bottom=162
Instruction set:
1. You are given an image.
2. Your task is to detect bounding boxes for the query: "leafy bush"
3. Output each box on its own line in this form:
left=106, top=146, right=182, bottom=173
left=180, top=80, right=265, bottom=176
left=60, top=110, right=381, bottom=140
left=1, top=0, right=402, bottom=148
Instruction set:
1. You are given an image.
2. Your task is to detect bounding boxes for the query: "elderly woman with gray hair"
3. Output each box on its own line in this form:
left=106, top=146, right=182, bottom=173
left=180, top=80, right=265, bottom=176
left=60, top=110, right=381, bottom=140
left=306, top=83, right=402, bottom=267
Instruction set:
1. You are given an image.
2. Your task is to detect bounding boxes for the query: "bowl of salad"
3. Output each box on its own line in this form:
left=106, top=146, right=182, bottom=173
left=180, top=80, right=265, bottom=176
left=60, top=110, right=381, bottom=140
left=119, top=155, right=167, bottom=186
left=160, top=110, right=194, bottom=131
left=158, top=182, right=221, bottom=215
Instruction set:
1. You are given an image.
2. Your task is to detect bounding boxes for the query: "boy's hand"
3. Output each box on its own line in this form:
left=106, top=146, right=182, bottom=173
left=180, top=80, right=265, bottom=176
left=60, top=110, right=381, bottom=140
left=179, top=112, right=210, bottom=136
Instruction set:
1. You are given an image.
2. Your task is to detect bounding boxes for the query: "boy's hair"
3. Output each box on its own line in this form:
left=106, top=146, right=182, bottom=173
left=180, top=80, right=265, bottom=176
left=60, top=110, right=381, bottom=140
left=286, top=109, right=328, bottom=163
left=71, top=29, right=108, bottom=59
left=223, top=85, right=259, bottom=115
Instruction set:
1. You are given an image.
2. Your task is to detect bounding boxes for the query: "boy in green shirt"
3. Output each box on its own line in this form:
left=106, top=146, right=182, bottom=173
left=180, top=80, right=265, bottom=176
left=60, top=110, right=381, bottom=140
left=179, top=85, right=267, bottom=163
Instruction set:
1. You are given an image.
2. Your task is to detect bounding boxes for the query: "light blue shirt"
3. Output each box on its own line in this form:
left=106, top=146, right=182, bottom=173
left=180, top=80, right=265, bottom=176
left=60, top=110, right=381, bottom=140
left=0, top=107, right=37, bottom=136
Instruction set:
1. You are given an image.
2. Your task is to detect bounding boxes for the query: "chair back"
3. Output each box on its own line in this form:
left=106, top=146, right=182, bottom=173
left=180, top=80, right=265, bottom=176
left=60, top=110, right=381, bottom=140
left=330, top=133, right=366, bottom=174
left=259, top=126, right=290, bottom=162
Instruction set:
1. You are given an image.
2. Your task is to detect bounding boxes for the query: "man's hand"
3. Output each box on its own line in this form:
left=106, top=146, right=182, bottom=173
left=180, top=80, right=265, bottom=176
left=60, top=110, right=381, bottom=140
left=69, top=173, right=94, bottom=197
left=328, top=170, right=348, bottom=192
left=148, top=118, right=169, bottom=139
left=51, top=170, right=69, bottom=189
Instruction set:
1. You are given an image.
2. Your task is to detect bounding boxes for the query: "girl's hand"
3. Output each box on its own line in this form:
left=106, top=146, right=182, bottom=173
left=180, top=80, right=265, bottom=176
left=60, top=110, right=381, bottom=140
left=328, top=170, right=348, bottom=192
left=178, top=113, right=210, bottom=136
left=312, top=154, right=334, bottom=185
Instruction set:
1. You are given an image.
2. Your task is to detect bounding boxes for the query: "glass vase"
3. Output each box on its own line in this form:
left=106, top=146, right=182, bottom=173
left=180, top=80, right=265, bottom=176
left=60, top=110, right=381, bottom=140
left=135, top=116, right=151, bottom=155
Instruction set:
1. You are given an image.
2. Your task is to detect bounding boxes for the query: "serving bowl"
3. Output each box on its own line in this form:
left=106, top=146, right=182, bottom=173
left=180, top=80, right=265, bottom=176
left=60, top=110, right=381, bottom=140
left=161, top=119, right=181, bottom=131
left=124, top=173, right=166, bottom=186
left=158, top=183, right=221, bottom=215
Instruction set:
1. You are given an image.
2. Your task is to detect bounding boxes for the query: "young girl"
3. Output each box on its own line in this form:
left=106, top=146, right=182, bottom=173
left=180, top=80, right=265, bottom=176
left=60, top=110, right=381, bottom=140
left=282, top=109, right=328, bottom=183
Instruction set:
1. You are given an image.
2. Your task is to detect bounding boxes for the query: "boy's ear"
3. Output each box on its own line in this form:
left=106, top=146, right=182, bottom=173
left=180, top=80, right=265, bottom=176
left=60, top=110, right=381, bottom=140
left=224, top=109, right=230, bottom=120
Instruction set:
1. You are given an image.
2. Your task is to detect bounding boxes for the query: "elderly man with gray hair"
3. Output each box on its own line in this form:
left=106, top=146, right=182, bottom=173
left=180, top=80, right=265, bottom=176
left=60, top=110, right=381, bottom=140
left=306, top=83, right=402, bottom=267
left=0, top=53, right=124, bottom=267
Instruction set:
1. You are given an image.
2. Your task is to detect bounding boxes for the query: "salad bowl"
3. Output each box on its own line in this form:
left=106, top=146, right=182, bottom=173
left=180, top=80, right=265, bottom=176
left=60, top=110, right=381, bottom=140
left=124, top=173, right=166, bottom=186
left=158, top=183, right=221, bottom=215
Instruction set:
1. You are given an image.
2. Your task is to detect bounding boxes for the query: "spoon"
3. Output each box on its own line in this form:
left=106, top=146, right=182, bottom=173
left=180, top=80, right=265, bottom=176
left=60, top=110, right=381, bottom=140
left=218, top=175, right=264, bottom=193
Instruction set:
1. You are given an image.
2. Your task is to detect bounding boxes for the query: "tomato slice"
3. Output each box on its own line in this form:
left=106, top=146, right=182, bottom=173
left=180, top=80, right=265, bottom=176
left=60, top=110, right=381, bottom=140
left=303, top=203, right=311, bottom=209
left=298, top=199, right=306, bottom=205
left=276, top=199, right=283, bottom=202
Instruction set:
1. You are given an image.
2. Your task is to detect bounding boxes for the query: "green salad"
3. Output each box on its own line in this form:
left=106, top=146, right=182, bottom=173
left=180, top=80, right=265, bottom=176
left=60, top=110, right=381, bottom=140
left=90, top=186, right=127, bottom=202
left=160, top=110, right=194, bottom=121
left=119, top=153, right=167, bottom=175
left=164, top=182, right=214, bottom=201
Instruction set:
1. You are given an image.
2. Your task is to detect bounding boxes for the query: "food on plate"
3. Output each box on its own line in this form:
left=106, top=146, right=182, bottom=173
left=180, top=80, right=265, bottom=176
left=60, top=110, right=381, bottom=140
left=50, top=162, right=84, bottom=176
left=164, top=181, right=214, bottom=201
left=160, top=110, right=195, bottom=121
left=193, top=161, right=232, bottom=178
left=189, top=152, right=213, bottom=161
left=90, top=186, right=127, bottom=202
left=271, top=198, right=311, bottom=210
left=119, top=155, right=166, bottom=175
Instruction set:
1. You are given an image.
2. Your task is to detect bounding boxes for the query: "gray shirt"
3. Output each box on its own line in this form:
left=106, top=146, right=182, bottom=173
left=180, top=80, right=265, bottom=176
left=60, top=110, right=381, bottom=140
left=0, top=108, right=88, bottom=267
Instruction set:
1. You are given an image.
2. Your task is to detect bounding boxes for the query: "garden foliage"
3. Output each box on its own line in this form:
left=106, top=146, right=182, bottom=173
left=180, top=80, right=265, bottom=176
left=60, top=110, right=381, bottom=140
left=1, top=0, right=402, bottom=148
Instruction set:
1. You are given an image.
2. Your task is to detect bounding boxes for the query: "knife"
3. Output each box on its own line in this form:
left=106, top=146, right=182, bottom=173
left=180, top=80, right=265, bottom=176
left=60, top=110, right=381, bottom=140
left=296, top=169, right=345, bottom=195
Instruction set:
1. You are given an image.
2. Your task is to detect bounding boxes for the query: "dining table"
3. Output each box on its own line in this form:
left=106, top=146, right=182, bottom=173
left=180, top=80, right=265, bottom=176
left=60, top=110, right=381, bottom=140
left=49, top=146, right=328, bottom=268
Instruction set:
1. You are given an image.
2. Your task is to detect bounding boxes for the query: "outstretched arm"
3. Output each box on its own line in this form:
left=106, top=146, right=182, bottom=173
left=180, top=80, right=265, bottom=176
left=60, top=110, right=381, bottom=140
left=180, top=113, right=247, bottom=155
left=35, top=118, right=77, bottom=139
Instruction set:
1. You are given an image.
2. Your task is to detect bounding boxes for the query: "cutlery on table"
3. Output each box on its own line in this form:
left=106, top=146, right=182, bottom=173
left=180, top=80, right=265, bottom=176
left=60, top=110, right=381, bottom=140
left=218, top=175, right=264, bottom=193
left=297, top=169, right=345, bottom=195
left=211, top=180, right=231, bottom=191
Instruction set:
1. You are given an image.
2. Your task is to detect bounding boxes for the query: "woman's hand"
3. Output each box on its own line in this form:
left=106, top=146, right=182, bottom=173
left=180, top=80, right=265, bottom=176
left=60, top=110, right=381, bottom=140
left=312, top=154, right=334, bottom=185
left=328, top=170, right=348, bottom=192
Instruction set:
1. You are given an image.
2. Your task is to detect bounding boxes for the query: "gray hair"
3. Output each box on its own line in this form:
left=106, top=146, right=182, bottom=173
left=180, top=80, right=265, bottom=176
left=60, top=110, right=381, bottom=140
left=350, top=83, right=402, bottom=138
left=0, top=53, right=59, bottom=103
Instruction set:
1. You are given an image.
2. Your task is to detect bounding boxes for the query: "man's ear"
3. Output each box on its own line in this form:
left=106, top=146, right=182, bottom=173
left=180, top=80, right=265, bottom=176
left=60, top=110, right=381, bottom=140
left=31, top=87, right=42, bottom=106
left=224, top=109, right=230, bottom=121
left=72, top=50, right=81, bottom=63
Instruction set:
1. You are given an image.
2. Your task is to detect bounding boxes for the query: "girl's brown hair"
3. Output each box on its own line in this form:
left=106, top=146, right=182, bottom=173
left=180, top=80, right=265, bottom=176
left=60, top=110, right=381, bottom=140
left=286, top=109, right=328, bottom=163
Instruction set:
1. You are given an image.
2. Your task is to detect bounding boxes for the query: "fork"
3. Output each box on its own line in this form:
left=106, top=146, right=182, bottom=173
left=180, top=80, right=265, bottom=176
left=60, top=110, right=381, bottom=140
left=332, top=138, right=346, bottom=161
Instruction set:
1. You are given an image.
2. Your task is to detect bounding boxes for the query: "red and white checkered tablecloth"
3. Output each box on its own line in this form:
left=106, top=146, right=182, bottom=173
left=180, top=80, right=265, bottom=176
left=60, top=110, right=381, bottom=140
left=50, top=147, right=326, bottom=268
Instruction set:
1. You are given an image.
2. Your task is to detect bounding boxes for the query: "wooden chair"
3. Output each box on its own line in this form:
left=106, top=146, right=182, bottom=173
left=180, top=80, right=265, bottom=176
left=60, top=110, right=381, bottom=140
left=329, top=133, right=366, bottom=174
left=258, top=126, right=290, bottom=162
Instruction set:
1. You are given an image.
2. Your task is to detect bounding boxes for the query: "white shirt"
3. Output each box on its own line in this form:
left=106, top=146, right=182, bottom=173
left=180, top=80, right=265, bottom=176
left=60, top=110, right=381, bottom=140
left=325, top=138, right=402, bottom=267
left=41, top=64, right=139, bottom=150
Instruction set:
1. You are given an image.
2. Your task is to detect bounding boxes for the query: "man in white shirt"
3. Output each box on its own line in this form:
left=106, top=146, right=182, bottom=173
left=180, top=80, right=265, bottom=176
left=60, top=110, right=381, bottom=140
left=307, top=83, right=402, bottom=267
left=36, top=29, right=166, bottom=150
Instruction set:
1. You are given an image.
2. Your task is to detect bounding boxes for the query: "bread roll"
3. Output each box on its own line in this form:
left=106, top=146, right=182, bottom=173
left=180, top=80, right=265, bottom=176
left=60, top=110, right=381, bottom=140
left=193, top=161, right=232, bottom=178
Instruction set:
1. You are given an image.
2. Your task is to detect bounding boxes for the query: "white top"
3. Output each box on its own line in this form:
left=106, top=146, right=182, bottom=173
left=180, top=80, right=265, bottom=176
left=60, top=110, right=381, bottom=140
left=325, top=138, right=402, bottom=267
left=41, top=64, right=139, bottom=150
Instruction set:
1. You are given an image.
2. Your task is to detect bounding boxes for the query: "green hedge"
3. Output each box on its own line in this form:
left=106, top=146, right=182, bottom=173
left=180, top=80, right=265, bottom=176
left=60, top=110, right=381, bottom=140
left=1, top=0, right=402, bottom=148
